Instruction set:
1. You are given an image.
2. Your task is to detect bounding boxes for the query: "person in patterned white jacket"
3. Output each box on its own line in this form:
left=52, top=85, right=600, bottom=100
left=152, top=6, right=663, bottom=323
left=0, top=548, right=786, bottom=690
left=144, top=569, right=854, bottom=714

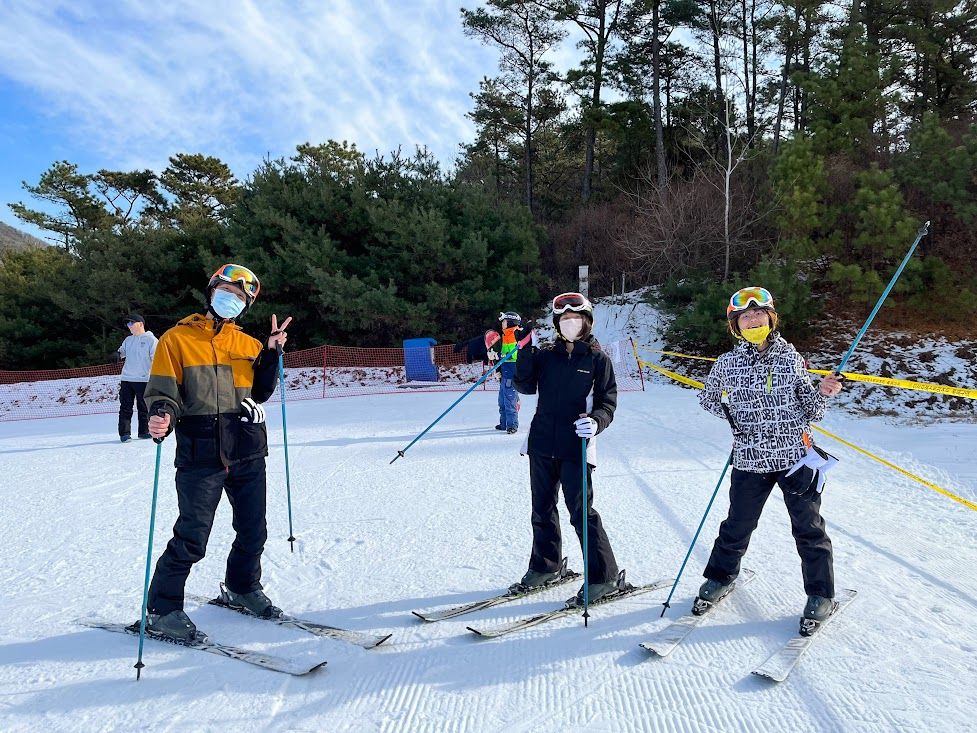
left=696, top=286, right=844, bottom=624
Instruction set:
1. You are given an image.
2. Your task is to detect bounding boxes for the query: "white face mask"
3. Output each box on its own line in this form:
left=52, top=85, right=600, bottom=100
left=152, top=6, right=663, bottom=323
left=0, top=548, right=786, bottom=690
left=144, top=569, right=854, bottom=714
left=211, top=289, right=246, bottom=319
left=559, top=315, right=584, bottom=341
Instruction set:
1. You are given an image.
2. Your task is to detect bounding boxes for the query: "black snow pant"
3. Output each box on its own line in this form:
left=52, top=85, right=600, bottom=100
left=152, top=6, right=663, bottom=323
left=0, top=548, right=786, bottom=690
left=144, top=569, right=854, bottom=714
left=704, top=467, right=834, bottom=598
left=118, top=380, right=149, bottom=437
left=527, top=453, right=619, bottom=584
left=148, top=458, right=268, bottom=615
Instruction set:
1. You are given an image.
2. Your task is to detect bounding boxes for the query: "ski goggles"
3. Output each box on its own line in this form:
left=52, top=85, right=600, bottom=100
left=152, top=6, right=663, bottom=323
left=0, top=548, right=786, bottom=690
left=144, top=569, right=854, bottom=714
left=727, top=286, right=774, bottom=318
left=552, top=292, right=591, bottom=314
left=211, top=263, right=260, bottom=300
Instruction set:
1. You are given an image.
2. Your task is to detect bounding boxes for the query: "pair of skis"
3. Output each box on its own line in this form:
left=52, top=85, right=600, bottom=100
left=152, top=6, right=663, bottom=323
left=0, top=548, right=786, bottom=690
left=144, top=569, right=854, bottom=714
left=413, top=562, right=673, bottom=639
left=639, top=570, right=856, bottom=682
left=83, top=593, right=392, bottom=676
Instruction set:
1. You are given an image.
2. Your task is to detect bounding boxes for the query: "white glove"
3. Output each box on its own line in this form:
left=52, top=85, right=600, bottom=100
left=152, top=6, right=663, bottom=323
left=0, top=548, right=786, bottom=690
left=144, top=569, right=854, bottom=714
left=574, top=416, right=598, bottom=439
left=531, top=330, right=539, bottom=347
left=240, top=397, right=266, bottom=424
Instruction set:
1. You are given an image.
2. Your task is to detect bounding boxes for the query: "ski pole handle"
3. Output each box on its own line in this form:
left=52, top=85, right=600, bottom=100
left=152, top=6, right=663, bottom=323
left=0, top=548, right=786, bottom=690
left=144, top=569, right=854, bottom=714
left=152, top=408, right=168, bottom=445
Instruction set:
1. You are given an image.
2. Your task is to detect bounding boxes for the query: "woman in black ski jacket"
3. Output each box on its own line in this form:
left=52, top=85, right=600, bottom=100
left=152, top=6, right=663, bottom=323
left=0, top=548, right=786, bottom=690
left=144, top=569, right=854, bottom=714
left=695, top=286, right=844, bottom=632
left=512, top=292, right=622, bottom=604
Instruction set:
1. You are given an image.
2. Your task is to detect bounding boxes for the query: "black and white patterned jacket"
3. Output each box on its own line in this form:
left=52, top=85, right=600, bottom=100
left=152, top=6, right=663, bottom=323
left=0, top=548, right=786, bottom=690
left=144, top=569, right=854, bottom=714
left=699, top=334, right=826, bottom=473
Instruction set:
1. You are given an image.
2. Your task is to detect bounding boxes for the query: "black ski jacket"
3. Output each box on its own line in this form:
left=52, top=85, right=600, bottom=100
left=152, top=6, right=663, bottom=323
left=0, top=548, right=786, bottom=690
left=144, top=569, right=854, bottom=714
left=514, top=336, right=617, bottom=463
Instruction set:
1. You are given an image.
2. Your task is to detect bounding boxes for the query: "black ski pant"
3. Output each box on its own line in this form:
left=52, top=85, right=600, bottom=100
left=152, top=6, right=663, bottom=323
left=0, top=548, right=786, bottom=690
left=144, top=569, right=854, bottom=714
left=148, top=458, right=268, bottom=615
left=527, top=453, right=619, bottom=584
left=704, top=467, right=834, bottom=598
left=118, top=380, right=149, bottom=437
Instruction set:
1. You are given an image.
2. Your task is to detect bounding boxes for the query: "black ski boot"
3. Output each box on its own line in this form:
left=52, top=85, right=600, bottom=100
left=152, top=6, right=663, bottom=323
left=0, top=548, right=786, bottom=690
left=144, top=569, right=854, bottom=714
left=509, top=557, right=569, bottom=593
left=567, top=570, right=627, bottom=607
left=220, top=586, right=283, bottom=619
left=146, top=609, right=202, bottom=643
left=692, top=578, right=733, bottom=615
left=506, top=427, right=518, bottom=434
left=495, top=424, right=506, bottom=431
left=800, top=595, right=837, bottom=636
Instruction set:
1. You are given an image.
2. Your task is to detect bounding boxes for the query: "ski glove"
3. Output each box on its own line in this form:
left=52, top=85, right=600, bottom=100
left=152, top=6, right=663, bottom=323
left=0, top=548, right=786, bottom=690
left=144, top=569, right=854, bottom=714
left=531, top=329, right=539, bottom=347
left=574, top=416, right=598, bottom=439
left=240, top=397, right=266, bottom=424
left=781, top=445, right=839, bottom=499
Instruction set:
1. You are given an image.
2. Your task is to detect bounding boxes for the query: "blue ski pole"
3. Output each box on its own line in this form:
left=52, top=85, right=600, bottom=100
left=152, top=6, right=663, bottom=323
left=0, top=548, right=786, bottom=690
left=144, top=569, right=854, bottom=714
left=581, top=437, right=590, bottom=626
left=134, top=411, right=165, bottom=679
left=390, top=350, right=516, bottom=464
left=836, top=220, right=929, bottom=373
left=659, top=452, right=732, bottom=617
left=277, top=343, right=296, bottom=553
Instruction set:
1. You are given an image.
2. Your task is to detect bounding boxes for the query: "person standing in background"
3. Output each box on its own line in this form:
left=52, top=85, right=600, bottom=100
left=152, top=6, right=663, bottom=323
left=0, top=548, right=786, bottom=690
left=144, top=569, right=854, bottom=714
left=117, top=314, right=157, bottom=442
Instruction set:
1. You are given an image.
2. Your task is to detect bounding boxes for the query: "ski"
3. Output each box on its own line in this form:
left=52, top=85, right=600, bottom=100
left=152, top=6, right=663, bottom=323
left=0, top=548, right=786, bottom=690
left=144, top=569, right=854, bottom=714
left=640, top=569, right=757, bottom=658
left=751, top=589, right=857, bottom=683
left=412, top=558, right=581, bottom=623
left=188, top=593, right=392, bottom=649
left=467, top=572, right=672, bottom=639
left=81, top=620, right=328, bottom=676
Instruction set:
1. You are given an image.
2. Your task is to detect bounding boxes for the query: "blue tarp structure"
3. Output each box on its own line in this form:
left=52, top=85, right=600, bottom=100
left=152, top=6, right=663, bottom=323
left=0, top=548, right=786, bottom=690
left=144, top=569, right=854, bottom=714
left=403, top=337, right=438, bottom=382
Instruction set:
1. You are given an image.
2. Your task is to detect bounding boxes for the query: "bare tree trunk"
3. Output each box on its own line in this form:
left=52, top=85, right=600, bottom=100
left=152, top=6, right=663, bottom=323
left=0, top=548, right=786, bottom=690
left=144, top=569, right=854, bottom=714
left=581, top=2, right=609, bottom=203
left=652, top=0, right=667, bottom=186
left=527, top=72, right=534, bottom=214
left=741, top=0, right=753, bottom=142
left=709, top=0, right=727, bottom=156
left=723, top=103, right=733, bottom=283
left=773, top=2, right=801, bottom=154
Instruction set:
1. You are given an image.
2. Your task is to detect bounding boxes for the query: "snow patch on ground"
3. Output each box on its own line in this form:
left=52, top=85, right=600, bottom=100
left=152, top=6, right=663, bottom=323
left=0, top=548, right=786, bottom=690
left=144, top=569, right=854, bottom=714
left=0, top=384, right=975, bottom=732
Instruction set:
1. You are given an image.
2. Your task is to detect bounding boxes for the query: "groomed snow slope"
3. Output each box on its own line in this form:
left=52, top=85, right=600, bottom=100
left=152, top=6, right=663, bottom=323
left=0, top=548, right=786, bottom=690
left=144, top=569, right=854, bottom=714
left=1, top=381, right=976, bottom=732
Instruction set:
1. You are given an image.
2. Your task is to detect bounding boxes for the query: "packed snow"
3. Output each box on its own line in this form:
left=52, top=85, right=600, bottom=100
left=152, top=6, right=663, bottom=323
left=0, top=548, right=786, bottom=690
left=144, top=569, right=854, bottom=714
left=2, top=292, right=976, bottom=731
left=2, top=370, right=976, bottom=731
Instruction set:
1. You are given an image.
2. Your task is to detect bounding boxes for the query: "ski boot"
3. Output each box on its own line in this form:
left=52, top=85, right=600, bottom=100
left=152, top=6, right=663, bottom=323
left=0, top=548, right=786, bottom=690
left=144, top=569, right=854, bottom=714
left=219, top=585, right=283, bottom=619
left=567, top=570, right=627, bottom=607
left=120, top=435, right=131, bottom=443
left=495, top=424, right=506, bottom=431
left=692, top=578, right=733, bottom=616
left=145, top=609, right=203, bottom=643
left=799, top=595, right=837, bottom=636
left=509, top=558, right=569, bottom=593
left=506, top=427, right=518, bottom=434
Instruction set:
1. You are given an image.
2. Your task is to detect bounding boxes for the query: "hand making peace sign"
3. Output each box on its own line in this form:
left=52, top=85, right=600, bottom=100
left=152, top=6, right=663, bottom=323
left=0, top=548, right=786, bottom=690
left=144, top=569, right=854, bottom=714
left=267, top=314, right=292, bottom=351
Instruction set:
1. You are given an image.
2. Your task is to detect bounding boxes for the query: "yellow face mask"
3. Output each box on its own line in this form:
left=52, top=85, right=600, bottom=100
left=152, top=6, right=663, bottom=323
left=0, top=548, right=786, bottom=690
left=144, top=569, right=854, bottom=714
left=740, top=324, right=771, bottom=345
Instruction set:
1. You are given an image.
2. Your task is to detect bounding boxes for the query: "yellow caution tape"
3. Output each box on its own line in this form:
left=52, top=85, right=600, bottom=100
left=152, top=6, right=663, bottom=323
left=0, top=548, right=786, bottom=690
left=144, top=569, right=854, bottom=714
left=638, top=359, right=977, bottom=513
left=639, top=360, right=705, bottom=390
left=638, top=345, right=977, bottom=400
left=809, top=424, right=977, bottom=513
left=637, top=347, right=717, bottom=362
left=808, top=369, right=977, bottom=400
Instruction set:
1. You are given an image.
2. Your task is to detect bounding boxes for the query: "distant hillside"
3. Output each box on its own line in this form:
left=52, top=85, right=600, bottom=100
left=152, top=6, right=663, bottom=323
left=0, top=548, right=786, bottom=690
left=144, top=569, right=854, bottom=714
left=0, top=221, right=46, bottom=252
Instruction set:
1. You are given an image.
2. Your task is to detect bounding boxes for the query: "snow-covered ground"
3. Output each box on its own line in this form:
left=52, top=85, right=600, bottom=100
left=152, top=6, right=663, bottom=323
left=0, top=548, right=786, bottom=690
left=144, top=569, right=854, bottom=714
left=1, top=378, right=976, bottom=732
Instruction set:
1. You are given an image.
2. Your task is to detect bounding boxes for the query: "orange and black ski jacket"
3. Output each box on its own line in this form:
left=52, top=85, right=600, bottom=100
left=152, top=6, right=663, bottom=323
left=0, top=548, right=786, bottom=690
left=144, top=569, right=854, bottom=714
left=145, top=314, right=279, bottom=468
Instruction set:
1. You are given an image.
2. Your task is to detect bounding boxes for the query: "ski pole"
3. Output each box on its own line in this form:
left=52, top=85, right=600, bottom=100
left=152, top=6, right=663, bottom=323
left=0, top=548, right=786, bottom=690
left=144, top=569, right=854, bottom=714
left=581, top=437, right=590, bottom=626
left=659, top=451, right=733, bottom=617
left=277, top=343, right=296, bottom=553
left=134, top=410, right=165, bottom=680
left=390, top=350, right=516, bottom=464
left=836, top=220, right=929, bottom=373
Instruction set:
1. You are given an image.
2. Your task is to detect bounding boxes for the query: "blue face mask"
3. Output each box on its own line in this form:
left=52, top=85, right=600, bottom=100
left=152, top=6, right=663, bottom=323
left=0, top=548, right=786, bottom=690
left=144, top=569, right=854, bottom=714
left=211, top=289, right=245, bottom=319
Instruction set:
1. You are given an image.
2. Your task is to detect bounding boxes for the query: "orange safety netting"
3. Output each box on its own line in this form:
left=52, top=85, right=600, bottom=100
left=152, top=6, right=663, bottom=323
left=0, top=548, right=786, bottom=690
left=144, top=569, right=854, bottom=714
left=0, top=339, right=642, bottom=422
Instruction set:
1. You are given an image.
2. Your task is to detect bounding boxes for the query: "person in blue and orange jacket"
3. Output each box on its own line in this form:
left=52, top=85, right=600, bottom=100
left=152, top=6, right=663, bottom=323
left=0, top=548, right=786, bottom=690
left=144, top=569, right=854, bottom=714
left=488, top=311, right=531, bottom=434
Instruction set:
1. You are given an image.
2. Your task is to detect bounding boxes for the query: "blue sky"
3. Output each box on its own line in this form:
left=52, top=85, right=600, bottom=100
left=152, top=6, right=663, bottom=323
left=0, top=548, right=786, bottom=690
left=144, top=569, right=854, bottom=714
left=0, top=1, right=519, bottom=240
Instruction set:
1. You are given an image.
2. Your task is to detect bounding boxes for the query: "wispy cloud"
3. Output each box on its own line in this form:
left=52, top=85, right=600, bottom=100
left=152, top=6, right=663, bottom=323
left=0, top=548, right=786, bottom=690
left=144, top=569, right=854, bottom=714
left=0, top=0, right=500, bottom=178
